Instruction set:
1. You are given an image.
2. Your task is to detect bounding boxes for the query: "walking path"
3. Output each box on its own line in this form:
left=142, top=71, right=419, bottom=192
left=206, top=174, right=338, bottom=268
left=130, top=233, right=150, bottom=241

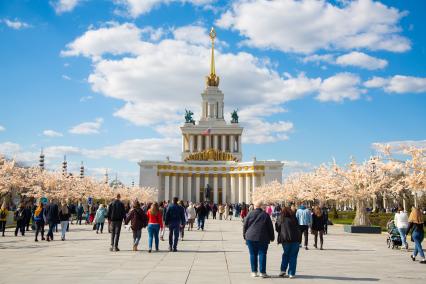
left=0, top=218, right=425, bottom=283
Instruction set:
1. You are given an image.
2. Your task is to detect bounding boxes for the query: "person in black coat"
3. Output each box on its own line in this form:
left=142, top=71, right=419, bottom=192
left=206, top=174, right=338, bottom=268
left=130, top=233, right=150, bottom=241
left=23, top=202, right=32, bottom=231
left=44, top=200, right=59, bottom=241
left=243, top=201, right=274, bottom=278
left=196, top=203, right=208, bottom=230
left=107, top=194, right=126, bottom=252
left=275, top=206, right=302, bottom=278
left=14, top=203, right=26, bottom=236
left=311, top=206, right=326, bottom=249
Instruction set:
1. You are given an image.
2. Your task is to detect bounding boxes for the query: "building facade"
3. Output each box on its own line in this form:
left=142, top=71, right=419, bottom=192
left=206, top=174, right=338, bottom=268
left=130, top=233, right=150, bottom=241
left=139, top=28, right=283, bottom=203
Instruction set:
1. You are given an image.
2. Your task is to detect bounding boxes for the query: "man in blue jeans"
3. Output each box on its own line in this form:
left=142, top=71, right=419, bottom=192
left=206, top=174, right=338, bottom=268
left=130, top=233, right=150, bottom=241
left=165, top=197, right=186, bottom=252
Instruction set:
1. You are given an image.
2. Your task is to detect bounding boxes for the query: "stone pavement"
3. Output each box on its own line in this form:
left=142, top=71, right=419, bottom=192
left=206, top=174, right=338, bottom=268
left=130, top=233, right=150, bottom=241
left=0, top=218, right=425, bottom=284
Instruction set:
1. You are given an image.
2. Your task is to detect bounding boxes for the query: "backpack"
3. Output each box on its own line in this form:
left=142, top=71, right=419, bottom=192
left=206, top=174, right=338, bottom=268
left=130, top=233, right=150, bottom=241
left=16, top=210, right=24, bottom=221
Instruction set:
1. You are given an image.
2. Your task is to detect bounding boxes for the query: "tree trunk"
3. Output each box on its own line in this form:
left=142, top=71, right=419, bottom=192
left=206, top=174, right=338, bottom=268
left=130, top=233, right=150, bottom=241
left=352, top=199, right=371, bottom=226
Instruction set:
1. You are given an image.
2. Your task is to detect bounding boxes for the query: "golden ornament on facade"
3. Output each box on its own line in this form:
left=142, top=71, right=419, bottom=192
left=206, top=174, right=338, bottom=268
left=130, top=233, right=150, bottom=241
left=184, top=148, right=239, bottom=162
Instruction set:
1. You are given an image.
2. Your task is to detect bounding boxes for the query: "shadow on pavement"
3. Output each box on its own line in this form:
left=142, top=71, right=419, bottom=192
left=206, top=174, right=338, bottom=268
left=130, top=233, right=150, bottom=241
left=297, top=275, right=380, bottom=281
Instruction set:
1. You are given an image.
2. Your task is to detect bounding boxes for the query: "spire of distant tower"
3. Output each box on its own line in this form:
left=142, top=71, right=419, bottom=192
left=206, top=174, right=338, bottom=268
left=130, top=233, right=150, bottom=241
left=62, top=155, right=67, bottom=176
left=80, top=161, right=84, bottom=179
left=39, top=148, right=45, bottom=171
left=206, top=27, right=220, bottom=87
left=104, top=169, right=109, bottom=185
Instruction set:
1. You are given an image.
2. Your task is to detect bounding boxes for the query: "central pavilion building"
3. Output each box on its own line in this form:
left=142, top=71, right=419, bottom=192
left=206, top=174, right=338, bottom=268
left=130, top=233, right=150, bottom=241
left=139, top=28, right=283, bottom=203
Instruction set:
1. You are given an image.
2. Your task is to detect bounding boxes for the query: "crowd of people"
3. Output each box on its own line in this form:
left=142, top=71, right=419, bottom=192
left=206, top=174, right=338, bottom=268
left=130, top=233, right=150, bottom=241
left=243, top=203, right=425, bottom=279
left=0, top=197, right=424, bottom=280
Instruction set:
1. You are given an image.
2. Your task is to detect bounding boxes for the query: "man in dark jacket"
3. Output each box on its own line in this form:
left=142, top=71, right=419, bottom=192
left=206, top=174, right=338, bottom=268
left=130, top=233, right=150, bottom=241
left=165, top=197, right=185, bottom=252
left=44, top=200, right=59, bottom=241
left=108, top=194, right=126, bottom=252
left=243, top=201, right=274, bottom=278
left=196, top=203, right=208, bottom=230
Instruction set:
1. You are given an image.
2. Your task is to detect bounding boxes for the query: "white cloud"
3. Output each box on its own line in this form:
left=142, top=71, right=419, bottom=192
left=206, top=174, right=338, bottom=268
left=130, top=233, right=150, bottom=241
left=335, top=51, right=388, bottom=70
left=302, top=54, right=335, bottom=65
left=0, top=142, right=38, bottom=163
left=317, top=73, right=364, bottom=102
left=69, top=118, right=103, bottom=135
left=85, top=138, right=181, bottom=161
left=44, top=145, right=82, bottom=158
left=43, top=130, right=63, bottom=137
left=0, top=125, right=5, bottom=132
left=80, top=95, right=93, bottom=102
left=243, top=120, right=293, bottom=144
left=2, top=19, right=31, bottom=30
left=50, top=0, right=80, bottom=14
left=217, top=0, right=410, bottom=54
left=62, top=23, right=375, bottom=146
left=114, top=0, right=214, bottom=18
left=365, top=75, right=426, bottom=94
left=62, top=74, right=71, bottom=80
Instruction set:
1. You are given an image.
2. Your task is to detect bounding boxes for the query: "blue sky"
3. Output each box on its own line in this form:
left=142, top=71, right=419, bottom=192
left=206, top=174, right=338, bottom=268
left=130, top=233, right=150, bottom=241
left=0, top=0, right=425, bottom=184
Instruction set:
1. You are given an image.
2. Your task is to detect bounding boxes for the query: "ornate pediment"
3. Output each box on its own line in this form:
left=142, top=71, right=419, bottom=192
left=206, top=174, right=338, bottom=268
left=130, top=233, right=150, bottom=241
left=185, top=149, right=239, bottom=162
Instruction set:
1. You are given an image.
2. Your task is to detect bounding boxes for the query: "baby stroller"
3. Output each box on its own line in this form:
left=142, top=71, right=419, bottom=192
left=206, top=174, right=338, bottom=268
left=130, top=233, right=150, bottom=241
left=386, top=220, right=402, bottom=249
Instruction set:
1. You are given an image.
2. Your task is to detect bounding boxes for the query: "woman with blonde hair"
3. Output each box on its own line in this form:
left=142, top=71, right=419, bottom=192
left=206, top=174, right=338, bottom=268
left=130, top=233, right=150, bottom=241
left=59, top=202, right=70, bottom=241
left=406, top=207, right=425, bottom=263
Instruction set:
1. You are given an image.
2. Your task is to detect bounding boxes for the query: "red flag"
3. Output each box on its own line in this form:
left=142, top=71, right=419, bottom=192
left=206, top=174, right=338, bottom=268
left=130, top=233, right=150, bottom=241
left=201, top=128, right=211, bottom=136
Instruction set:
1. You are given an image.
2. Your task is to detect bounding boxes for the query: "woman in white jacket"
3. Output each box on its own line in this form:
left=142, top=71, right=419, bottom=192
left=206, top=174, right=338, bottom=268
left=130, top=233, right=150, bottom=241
left=186, top=203, right=196, bottom=231
left=394, top=207, right=409, bottom=250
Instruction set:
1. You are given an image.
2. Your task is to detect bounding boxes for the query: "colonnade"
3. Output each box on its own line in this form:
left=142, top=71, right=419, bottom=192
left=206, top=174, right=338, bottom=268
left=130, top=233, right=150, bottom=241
left=161, top=172, right=266, bottom=204
left=182, top=134, right=241, bottom=153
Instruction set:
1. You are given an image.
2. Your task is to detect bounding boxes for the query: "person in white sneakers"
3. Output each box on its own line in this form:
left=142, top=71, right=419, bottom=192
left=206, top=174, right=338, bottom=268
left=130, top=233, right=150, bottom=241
left=394, top=207, right=409, bottom=249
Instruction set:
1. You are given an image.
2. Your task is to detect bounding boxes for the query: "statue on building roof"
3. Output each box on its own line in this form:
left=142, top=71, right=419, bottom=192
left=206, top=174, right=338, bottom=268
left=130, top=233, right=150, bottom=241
left=184, top=109, right=195, bottom=124
left=231, top=109, right=239, bottom=123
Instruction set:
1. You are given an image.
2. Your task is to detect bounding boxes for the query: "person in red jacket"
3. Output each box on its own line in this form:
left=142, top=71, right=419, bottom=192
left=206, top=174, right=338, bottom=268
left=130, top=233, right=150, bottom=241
left=147, top=202, right=163, bottom=252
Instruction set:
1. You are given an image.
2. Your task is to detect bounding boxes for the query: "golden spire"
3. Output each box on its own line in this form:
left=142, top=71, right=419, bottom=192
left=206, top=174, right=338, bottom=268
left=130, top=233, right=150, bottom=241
left=206, top=27, right=220, bottom=87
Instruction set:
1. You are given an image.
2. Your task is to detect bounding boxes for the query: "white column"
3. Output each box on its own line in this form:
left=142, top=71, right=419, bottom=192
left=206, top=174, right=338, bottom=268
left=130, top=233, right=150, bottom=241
left=164, top=174, right=170, bottom=201
left=189, top=135, right=194, bottom=153
left=181, top=136, right=185, bottom=152
left=195, top=175, right=200, bottom=203
left=238, top=174, right=244, bottom=203
left=197, top=135, right=202, bottom=152
left=252, top=174, right=257, bottom=194
left=230, top=175, right=236, bottom=203
left=213, top=135, right=218, bottom=150
left=179, top=174, right=184, bottom=200
left=222, top=175, right=227, bottom=204
left=213, top=175, right=218, bottom=204
left=157, top=174, right=162, bottom=202
left=187, top=175, right=192, bottom=202
left=171, top=174, right=177, bottom=198
left=245, top=174, right=251, bottom=203
left=238, top=135, right=242, bottom=153
left=261, top=174, right=266, bottom=186
left=221, top=135, right=226, bottom=151
left=230, top=135, right=235, bottom=153
left=205, top=135, right=211, bottom=149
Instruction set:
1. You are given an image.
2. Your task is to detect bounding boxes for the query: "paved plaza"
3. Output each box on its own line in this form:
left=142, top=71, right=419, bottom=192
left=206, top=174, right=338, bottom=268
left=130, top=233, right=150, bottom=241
left=0, top=219, right=425, bottom=284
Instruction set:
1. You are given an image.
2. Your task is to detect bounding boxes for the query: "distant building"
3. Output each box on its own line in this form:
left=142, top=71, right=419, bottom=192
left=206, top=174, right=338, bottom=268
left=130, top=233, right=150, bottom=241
left=139, top=28, right=283, bottom=203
